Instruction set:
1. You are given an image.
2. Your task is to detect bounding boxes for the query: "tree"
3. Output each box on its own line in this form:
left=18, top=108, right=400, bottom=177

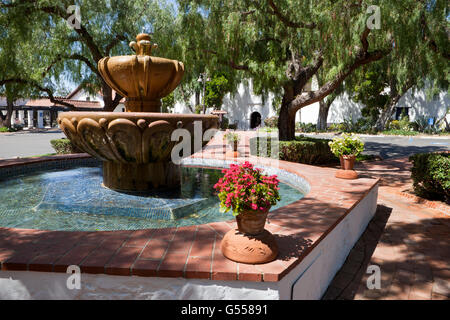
left=0, top=0, right=179, bottom=111
left=177, top=0, right=449, bottom=140
left=204, top=74, right=230, bottom=110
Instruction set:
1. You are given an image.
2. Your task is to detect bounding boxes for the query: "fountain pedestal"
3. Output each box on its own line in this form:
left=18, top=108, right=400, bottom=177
left=102, top=161, right=180, bottom=191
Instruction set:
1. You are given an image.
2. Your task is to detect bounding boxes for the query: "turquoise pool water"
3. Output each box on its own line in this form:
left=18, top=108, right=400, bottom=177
left=0, top=166, right=304, bottom=231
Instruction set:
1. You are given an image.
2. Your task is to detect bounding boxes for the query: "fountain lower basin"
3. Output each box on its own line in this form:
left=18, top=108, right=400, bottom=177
left=58, top=112, right=219, bottom=191
left=0, top=158, right=305, bottom=231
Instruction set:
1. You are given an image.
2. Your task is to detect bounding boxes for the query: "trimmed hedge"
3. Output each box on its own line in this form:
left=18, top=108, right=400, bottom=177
left=409, top=152, right=450, bottom=204
left=250, top=135, right=335, bottom=165
left=50, top=138, right=82, bottom=154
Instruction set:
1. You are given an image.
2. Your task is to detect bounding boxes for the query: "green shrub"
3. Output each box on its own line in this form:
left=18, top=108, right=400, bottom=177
left=381, top=129, right=419, bottom=136
left=0, top=126, right=8, bottom=132
left=220, top=116, right=229, bottom=129
left=194, top=105, right=203, bottom=114
left=409, top=152, right=450, bottom=204
left=50, top=138, right=82, bottom=154
left=388, top=120, right=401, bottom=130
left=264, top=116, right=278, bottom=128
left=295, top=122, right=317, bottom=133
left=250, top=135, right=335, bottom=165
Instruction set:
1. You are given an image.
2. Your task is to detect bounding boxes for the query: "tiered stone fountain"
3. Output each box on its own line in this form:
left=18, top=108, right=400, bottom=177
left=58, top=33, right=218, bottom=192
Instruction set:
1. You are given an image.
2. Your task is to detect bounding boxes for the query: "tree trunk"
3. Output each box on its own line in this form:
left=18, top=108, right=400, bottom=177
left=278, top=84, right=297, bottom=141
left=375, top=100, right=397, bottom=131
left=317, top=100, right=329, bottom=131
left=5, top=97, right=14, bottom=129
left=278, top=101, right=295, bottom=141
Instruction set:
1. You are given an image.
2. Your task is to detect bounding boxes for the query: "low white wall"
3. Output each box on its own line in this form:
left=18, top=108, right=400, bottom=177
left=0, top=271, right=279, bottom=300
left=0, top=185, right=378, bottom=300
left=278, top=184, right=378, bottom=299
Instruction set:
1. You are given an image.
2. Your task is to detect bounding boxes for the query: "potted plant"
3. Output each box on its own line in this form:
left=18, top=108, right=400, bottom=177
left=214, top=161, right=281, bottom=263
left=223, top=131, right=241, bottom=157
left=328, top=133, right=364, bottom=179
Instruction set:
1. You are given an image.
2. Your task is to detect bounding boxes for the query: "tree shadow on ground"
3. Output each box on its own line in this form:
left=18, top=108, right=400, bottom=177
left=322, top=204, right=450, bottom=300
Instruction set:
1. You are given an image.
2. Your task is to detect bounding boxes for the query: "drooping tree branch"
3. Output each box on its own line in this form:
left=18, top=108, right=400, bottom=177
left=267, top=0, right=316, bottom=29
left=289, top=28, right=391, bottom=114
left=0, top=78, right=76, bottom=109
left=105, top=34, right=128, bottom=55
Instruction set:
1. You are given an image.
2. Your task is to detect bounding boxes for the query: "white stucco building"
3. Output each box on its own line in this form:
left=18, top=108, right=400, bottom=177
left=173, top=78, right=449, bottom=129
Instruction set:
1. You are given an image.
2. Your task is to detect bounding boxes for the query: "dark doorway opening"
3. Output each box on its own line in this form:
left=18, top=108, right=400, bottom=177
left=250, top=112, right=262, bottom=129
left=395, top=107, right=409, bottom=120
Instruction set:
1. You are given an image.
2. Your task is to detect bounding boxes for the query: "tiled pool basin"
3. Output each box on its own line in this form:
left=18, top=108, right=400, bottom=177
left=0, top=154, right=379, bottom=300
left=0, top=164, right=304, bottom=231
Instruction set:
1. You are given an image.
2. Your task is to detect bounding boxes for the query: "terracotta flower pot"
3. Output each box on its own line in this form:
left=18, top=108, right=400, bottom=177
left=230, top=140, right=239, bottom=152
left=336, top=154, right=358, bottom=179
left=225, top=140, right=240, bottom=158
left=221, top=207, right=278, bottom=264
left=340, top=154, right=356, bottom=170
left=235, top=208, right=269, bottom=235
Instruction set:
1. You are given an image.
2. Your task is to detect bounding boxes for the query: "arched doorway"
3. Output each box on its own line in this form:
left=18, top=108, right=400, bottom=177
left=250, top=112, right=261, bottom=129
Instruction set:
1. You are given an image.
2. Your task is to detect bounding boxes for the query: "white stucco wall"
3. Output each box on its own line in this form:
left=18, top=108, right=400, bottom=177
left=398, top=88, right=450, bottom=122
left=69, top=90, right=105, bottom=107
left=0, top=271, right=279, bottom=300
left=171, top=78, right=448, bottom=127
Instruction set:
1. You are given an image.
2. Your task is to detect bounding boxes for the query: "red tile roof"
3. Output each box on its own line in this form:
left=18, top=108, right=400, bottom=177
left=25, top=98, right=102, bottom=109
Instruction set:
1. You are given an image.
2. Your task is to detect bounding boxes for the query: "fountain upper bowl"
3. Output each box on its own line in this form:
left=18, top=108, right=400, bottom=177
left=98, top=55, right=184, bottom=109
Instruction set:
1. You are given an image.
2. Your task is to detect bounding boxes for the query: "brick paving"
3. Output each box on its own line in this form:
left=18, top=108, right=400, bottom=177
left=323, top=157, right=450, bottom=300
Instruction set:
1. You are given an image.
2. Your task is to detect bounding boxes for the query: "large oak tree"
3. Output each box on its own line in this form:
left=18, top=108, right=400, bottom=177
left=177, top=0, right=449, bottom=140
left=0, top=0, right=180, bottom=111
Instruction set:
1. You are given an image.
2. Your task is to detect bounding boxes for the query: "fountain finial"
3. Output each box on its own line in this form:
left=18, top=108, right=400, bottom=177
left=129, top=33, right=158, bottom=56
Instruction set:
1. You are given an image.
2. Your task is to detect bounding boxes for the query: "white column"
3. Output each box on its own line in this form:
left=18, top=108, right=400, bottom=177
left=18, top=110, right=24, bottom=125
left=37, top=110, right=44, bottom=128
left=27, top=110, right=34, bottom=129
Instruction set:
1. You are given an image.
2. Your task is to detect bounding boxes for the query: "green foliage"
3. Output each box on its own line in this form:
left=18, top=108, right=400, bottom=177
left=50, top=138, right=81, bottom=154
left=0, top=127, right=9, bottom=132
left=250, top=136, right=335, bottom=165
left=409, top=152, right=450, bottom=204
left=204, top=74, right=230, bottom=109
left=1, top=0, right=181, bottom=105
left=264, top=116, right=278, bottom=128
left=381, top=129, right=418, bottom=136
left=194, top=105, right=203, bottom=114
left=328, top=133, right=364, bottom=158
left=223, top=131, right=240, bottom=144
left=387, top=113, right=410, bottom=130
left=220, top=116, right=229, bottom=129
left=161, top=92, right=175, bottom=113
left=351, top=68, right=389, bottom=123
left=295, top=122, right=317, bottom=133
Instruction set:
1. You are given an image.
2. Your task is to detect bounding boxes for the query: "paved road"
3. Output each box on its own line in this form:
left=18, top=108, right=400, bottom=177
left=1, top=129, right=449, bottom=160
left=303, top=133, right=450, bottom=159
left=0, top=129, right=66, bottom=159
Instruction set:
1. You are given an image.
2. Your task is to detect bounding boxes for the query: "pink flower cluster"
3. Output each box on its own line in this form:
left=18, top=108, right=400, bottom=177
left=213, top=161, right=281, bottom=216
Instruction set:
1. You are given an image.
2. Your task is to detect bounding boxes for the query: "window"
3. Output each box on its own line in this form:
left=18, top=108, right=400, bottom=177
left=395, top=107, right=409, bottom=120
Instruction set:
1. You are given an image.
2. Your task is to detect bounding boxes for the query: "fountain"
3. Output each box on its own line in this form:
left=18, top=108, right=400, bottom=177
left=57, top=33, right=218, bottom=192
